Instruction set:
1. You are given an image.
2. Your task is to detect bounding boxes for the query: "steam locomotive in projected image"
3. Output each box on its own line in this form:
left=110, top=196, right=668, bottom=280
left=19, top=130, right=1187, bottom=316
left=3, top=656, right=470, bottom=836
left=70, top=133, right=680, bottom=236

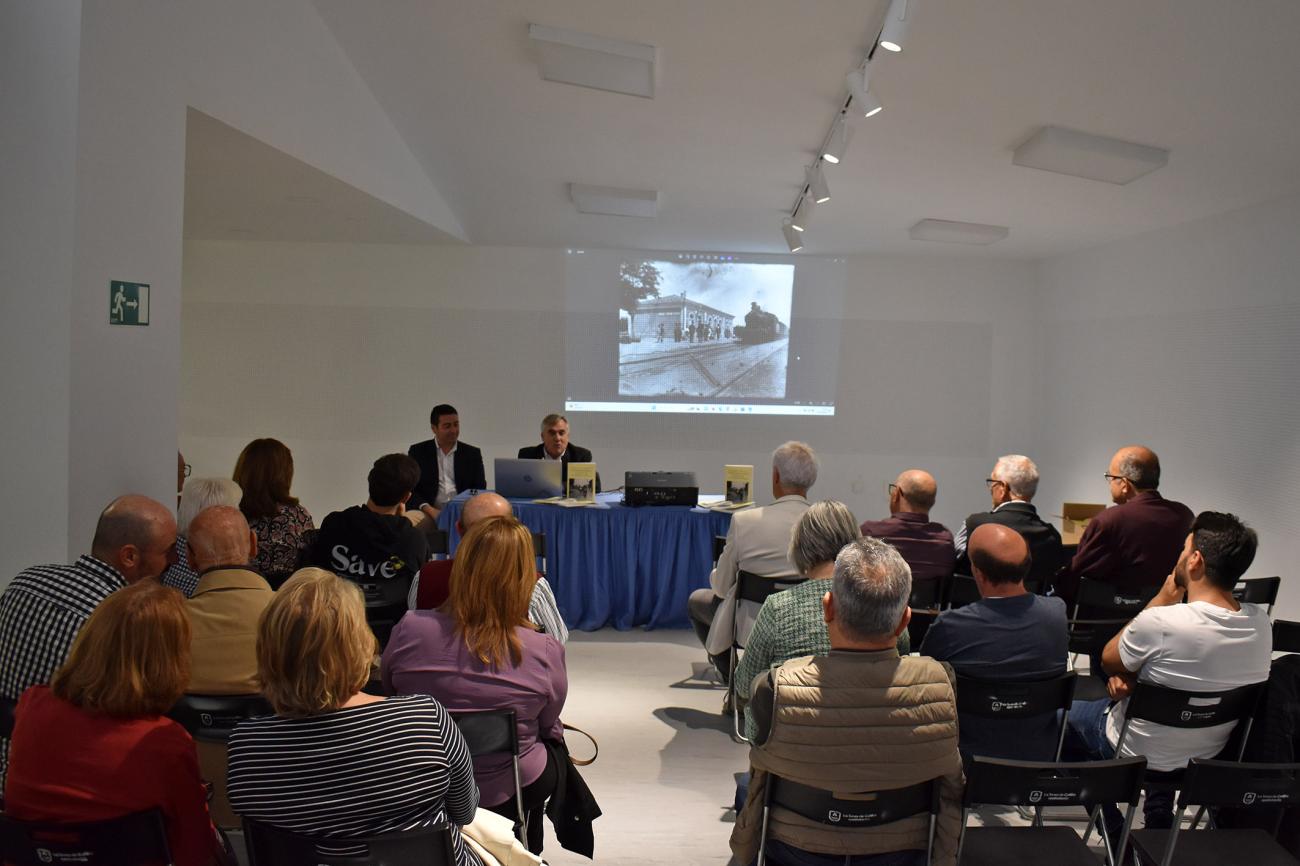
left=733, top=302, right=789, bottom=344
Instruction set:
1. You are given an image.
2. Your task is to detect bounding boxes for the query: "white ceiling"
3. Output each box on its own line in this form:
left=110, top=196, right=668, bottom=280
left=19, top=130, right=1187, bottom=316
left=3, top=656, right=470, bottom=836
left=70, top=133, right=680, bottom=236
left=213, top=0, right=1300, bottom=259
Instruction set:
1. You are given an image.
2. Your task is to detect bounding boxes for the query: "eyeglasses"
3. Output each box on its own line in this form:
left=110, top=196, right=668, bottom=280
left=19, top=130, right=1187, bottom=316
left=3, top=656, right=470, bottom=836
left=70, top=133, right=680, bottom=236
left=887, top=483, right=899, bottom=496
left=985, top=478, right=1005, bottom=490
left=183, top=463, right=192, bottom=478
left=1103, top=473, right=1130, bottom=484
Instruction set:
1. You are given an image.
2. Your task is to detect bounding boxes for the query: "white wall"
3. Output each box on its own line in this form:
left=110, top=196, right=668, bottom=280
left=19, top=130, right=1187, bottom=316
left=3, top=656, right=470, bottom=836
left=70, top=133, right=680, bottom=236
left=180, top=241, right=1041, bottom=533
left=0, top=2, right=81, bottom=580
left=1036, top=193, right=1300, bottom=619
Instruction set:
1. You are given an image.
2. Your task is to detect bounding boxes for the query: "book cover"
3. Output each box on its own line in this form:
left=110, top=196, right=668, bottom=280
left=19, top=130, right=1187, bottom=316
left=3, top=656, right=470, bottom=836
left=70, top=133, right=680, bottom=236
left=724, top=464, right=754, bottom=505
left=567, top=462, right=597, bottom=501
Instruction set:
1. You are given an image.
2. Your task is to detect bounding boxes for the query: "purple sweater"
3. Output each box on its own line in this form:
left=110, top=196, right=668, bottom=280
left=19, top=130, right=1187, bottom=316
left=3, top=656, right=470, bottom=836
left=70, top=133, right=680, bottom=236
left=381, top=609, right=567, bottom=806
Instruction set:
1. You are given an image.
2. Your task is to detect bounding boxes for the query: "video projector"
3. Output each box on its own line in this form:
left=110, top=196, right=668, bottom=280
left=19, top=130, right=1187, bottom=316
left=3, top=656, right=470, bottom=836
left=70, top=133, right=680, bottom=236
left=624, top=471, right=699, bottom=507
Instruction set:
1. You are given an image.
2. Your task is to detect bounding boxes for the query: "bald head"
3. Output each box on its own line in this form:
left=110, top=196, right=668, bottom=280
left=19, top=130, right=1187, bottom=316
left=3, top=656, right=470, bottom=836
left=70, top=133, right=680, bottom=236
left=1111, top=446, right=1160, bottom=490
left=187, top=505, right=255, bottom=572
left=893, top=469, right=937, bottom=514
left=462, top=492, right=513, bottom=529
left=968, top=523, right=1031, bottom=588
left=89, top=495, right=178, bottom=583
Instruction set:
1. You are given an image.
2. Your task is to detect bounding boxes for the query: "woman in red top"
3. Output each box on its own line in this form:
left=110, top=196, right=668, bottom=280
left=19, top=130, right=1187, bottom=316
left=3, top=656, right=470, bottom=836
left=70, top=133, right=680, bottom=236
left=4, top=580, right=228, bottom=866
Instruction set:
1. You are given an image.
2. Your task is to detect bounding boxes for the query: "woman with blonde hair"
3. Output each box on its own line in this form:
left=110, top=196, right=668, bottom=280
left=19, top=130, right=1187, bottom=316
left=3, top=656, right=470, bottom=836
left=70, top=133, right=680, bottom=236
left=383, top=516, right=567, bottom=855
left=4, top=581, right=228, bottom=866
left=232, top=437, right=314, bottom=587
left=226, top=568, right=482, bottom=864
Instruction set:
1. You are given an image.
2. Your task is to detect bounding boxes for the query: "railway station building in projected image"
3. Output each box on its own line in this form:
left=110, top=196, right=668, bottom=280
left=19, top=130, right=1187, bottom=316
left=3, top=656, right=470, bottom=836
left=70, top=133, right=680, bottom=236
left=622, top=293, right=735, bottom=343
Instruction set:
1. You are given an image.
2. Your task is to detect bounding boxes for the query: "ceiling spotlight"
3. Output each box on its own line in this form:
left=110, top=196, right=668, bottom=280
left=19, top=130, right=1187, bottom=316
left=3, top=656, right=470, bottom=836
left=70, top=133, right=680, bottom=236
left=821, top=115, right=854, bottom=164
left=878, top=0, right=911, bottom=53
left=790, top=195, right=813, bottom=232
left=806, top=163, right=831, bottom=204
left=782, top=220, right=804, bottom=253
left=845, top=65, right=883, bottom=118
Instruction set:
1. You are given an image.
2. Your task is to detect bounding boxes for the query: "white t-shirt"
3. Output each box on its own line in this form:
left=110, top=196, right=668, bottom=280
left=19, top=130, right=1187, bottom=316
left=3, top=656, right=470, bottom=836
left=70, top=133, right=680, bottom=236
left=1106, top=600, right=1272, bottom=771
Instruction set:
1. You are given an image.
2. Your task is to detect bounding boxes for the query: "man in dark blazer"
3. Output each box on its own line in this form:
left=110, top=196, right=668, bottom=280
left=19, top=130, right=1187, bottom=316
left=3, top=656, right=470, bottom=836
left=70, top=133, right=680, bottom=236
left=1056, top=445, right=1193, bottom=605
left=517, top=413, right=601, bottom=493
left=407, top=403, right=486, bottom=519
left=955, top=454, right=1064, bottom=590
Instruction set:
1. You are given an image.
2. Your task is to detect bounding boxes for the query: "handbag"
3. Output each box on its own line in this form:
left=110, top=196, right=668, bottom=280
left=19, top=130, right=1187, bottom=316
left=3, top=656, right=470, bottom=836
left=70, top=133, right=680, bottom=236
left=562, top=723, right=598, bottom=766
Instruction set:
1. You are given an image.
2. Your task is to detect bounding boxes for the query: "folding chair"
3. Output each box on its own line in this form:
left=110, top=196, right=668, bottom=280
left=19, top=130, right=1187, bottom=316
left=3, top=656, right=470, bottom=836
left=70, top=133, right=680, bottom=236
left=244, top=817, right=455, bottom=865
left=946, top=574, right=980, bottom=610
left=729, top=570, right=806, bottom=743
left=954, top=671, right=1078, bottom=762
left=0, top=809, right=171, bottom=865
left=168, top=693, right=272, bottom=741
left=356, top=573, right=416, bottom=648
left=1128, top=759, right=1300, bottom=866
left=452, top=709, right=527, bottom=844
left=1233, top=576, right=1282, bottom=615
left=532, top=532, right=547, bottom=577
left=957, top=756, right=1146, bottom=866
left=757, top=774, right=941, bottom=866
left=1068, top=579, right=1158, bottom=670
left=428, top=528, right=450, bottom=557
left=1274, top=619, right=1300, bottom=654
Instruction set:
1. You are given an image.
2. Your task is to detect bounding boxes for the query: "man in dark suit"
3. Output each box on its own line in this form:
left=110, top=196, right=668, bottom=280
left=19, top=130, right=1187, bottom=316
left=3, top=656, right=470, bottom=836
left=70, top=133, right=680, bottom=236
left=1056, top=445, right=1193, bottom=605
left=517, top=413, right=601, bottom=493
left=955, top=454, right=1064, bottom=589
left=407, top=403, right=486, bottom=520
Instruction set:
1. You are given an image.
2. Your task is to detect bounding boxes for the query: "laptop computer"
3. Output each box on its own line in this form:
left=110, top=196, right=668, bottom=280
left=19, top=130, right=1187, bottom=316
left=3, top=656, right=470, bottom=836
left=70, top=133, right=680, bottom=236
left=494, top=458, right=565, bottom=499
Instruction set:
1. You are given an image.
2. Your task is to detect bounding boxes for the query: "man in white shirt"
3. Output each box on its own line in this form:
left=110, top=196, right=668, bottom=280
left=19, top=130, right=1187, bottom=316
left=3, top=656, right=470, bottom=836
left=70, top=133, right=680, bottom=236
left=686, top=441, right=818, bottom=682
left=1064, top=510, right=1271, bottom=839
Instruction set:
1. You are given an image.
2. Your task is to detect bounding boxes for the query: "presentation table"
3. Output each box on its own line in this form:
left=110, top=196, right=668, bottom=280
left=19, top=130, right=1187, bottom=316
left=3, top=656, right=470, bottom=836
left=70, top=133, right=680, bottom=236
left=437, top=491, right=735, bottom=630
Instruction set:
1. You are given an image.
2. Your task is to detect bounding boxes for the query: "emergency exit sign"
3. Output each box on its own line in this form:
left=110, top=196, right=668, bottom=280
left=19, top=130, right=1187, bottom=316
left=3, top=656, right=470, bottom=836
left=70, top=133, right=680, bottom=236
left=109, top=280, right=150, bottom=326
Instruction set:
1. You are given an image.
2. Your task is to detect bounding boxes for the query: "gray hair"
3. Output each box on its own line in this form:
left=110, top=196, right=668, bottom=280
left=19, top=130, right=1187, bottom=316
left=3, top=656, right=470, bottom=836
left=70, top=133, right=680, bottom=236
left=772, top=441, right=819, bottom=491
left=789, top=501, right=861, bottom=575
left=178, top=477, right=243, bottom=533
left=832, top=538, right=912, bottom=640
left=993, top=454, right=1040, bottom=500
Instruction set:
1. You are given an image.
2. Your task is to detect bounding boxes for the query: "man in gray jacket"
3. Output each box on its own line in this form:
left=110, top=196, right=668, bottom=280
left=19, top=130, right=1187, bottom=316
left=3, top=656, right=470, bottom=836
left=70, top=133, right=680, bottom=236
left=733, top=537, right=965, bottom=866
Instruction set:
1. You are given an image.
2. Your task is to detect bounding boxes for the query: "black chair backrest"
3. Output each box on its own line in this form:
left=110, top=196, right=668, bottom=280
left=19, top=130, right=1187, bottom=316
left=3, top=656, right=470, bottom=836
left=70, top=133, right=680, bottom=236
left=909, top=576, right=944, bottom=612
left=769, top=775, right=939, bottom=827
left=955, top=672, right=1077, bottom=720
left=1274, top=619, right=1300, bottom=654
left=712, top=534, right=728, bottom=565
left=963, top=756, right=1147, bottom=808
left=0, top=695, right=16, bottom=739
left=428, top=528, right=450, bottom=557
left=1233, top=576, right=1281, bottom=608
left=296, top=528, right=319, bottom=570
left=0, top=809, right=171, bottom=865
left=244, top=817, right=454, bottom=866
left=736, top=570, right=806, bottom=605
left=947, top=574, right=979, bottom=609
left=1068, top=579, right=1158, bottom=655
left=1125, top=681, right=1264, bottom=730
left=532, top=532, right=546, bottom=558
left=452, top=709, right=519, bottom=757
left=168, top=693, right=273, bottom=742
left=353, top=574, right=416, bottom=646
left=1177, top=759, right=1300, bottom=810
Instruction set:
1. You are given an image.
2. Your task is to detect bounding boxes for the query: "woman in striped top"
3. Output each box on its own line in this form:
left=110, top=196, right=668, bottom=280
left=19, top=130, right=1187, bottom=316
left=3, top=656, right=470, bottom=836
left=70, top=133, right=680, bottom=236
left=227, top=568, right=481, bottom=864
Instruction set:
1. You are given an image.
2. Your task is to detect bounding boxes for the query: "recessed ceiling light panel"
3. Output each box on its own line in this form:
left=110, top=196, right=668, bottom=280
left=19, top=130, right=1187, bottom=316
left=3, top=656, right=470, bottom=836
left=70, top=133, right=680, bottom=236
left=569, top=183, right=658, bottom=217
left=529, top=24, right=656, bottom=98
left=909, top=218, right=1009, bottom=245
left=1013, top=126, right=1170, bottom=185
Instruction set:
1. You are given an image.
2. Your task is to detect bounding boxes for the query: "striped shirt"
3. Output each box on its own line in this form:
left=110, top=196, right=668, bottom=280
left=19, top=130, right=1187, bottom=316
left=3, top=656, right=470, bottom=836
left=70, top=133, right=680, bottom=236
left=227, top=695, right=482, bottom=864
left=0, top=555, right=126, bottom=784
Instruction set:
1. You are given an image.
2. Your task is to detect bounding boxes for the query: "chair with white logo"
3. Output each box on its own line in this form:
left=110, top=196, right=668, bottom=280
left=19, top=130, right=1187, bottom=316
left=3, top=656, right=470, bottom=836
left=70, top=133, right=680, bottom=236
left=957, top=756, right=1146, bottom=866
left=954, top=671, right=1078, bottom=764
left=0, top=809, right=171, bottom=865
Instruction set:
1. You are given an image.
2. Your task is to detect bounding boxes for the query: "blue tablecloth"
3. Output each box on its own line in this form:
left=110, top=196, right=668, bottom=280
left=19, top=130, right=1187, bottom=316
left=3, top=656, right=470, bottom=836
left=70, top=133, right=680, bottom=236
left=437, top=491, right=734, bottom=631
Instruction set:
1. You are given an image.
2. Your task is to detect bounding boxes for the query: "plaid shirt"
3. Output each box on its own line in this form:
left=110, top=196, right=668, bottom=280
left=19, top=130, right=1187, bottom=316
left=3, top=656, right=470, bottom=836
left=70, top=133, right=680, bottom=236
left=160, top=534, right=201, bottom=597
left=0, top=554, right=126, bottom=782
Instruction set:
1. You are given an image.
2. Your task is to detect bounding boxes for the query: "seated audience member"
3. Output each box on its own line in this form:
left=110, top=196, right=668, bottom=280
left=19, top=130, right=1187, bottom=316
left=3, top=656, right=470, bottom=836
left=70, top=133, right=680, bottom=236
left=0, top=494, right=177, bottom=786
left=953, top=455, right=1064, bottom=589
left=517, top=413, right=601, bottom=493
left=162, top=477, right=243, bottom=597
left=409, top=491, right=568, bottom=643
left=1056, top=445, right=1193, bottom=604
left=921, top=523, right=1067, bottom=762
left=383, top=517, right=567, bottom=855
left=732, top=538, right=963, bottom=866
left=1064, top=511, right=1271, bottom=841
left=307, top=453, right=430, bottom=644
left=860, top=469, right=955, bottom=646
left=408, top=404, right=488, bottom=521
left=227, top=569, right=481, bottom=864
left=4, top=581, right=228, bottom=866
left=233, top=437, right=315, bottom=588
left=688, top=441, right=817, bottom=680
left=735, top=502, right=910, bottom=740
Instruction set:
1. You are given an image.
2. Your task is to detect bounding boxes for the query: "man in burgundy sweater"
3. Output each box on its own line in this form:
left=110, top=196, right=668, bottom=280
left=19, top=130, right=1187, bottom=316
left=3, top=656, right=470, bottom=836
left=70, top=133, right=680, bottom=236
left=1057, top=445, right=1193, bottom=605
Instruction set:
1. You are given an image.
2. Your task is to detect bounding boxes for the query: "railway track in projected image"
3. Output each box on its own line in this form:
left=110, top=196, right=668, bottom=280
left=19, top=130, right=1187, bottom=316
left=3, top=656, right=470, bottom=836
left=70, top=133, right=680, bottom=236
left=617, top=337, right=790, bottom=399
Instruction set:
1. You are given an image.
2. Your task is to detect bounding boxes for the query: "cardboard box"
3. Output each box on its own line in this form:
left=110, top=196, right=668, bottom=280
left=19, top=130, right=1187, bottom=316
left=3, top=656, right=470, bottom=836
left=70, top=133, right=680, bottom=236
left=1057, top=502, right=1106, bottom=546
